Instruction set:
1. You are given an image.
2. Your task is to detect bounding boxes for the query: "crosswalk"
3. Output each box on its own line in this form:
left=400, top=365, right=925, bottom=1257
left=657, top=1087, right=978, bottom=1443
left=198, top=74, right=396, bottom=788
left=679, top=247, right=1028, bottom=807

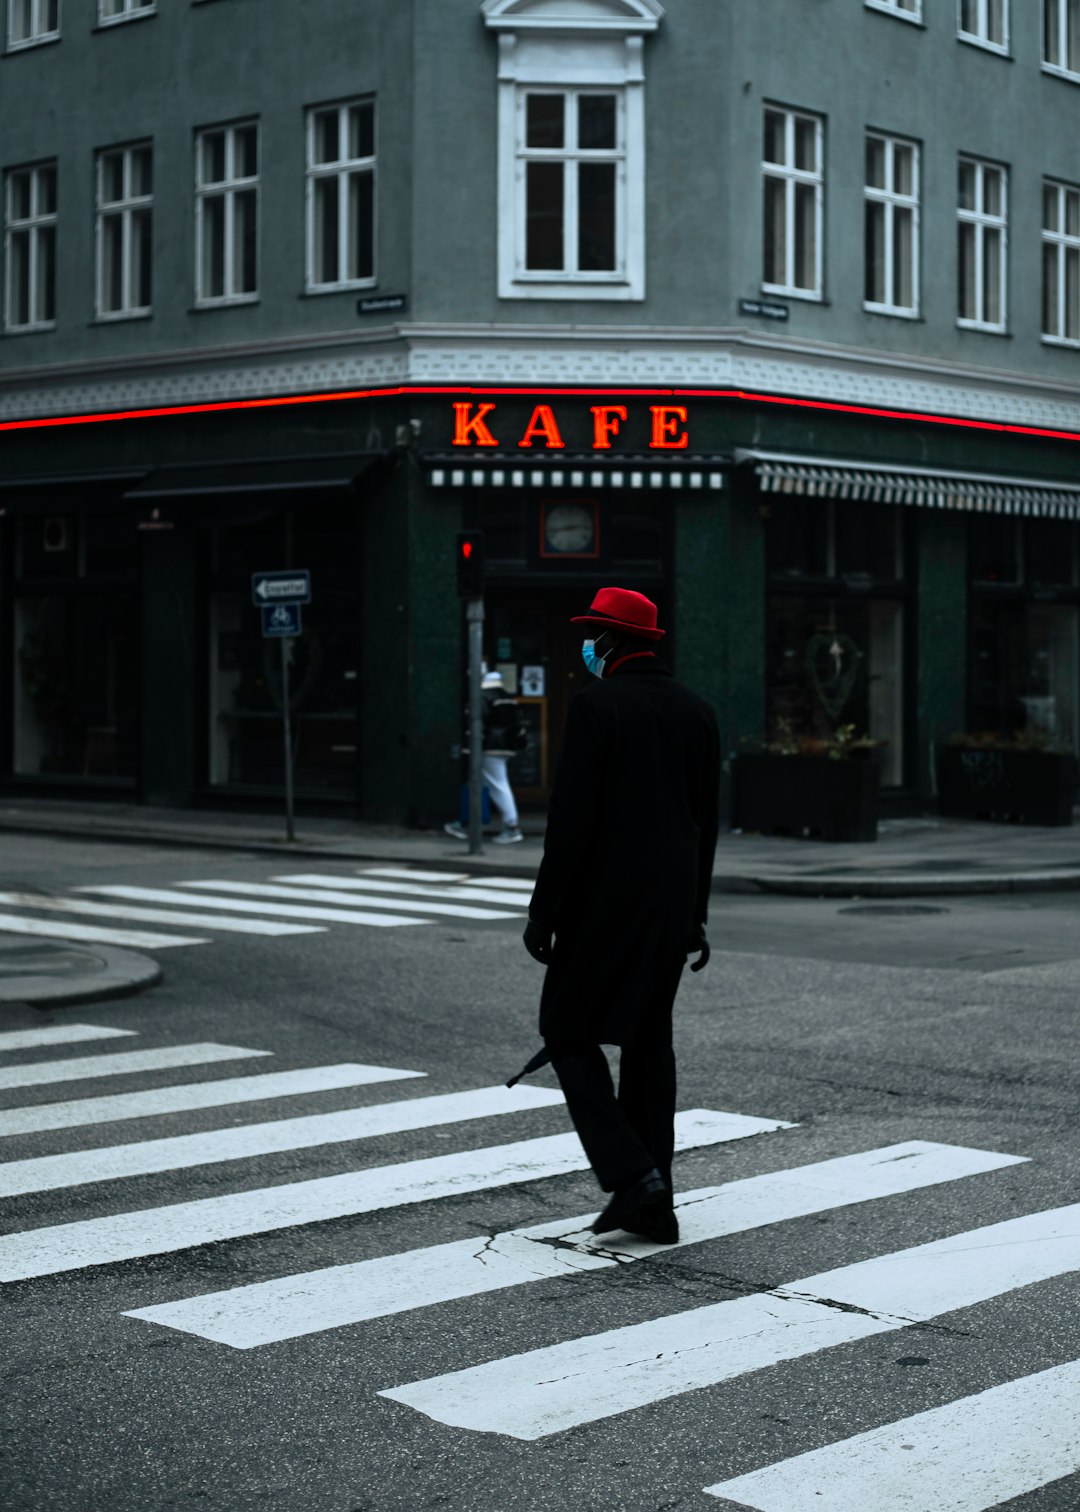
left=2, top=1021, right=1078, bottom=1509
left=0, top=865, right=533, bottom=951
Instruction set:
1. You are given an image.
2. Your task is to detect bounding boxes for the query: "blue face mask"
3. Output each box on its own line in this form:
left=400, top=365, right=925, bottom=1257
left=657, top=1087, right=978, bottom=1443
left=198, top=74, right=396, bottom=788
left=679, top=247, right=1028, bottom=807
left=582, top=637, right=609, bottom=679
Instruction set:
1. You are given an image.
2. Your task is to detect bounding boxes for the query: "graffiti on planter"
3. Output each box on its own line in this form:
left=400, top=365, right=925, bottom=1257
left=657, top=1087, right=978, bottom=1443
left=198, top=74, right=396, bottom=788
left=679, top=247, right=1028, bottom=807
left=960, top=750, right=1009, bottom=791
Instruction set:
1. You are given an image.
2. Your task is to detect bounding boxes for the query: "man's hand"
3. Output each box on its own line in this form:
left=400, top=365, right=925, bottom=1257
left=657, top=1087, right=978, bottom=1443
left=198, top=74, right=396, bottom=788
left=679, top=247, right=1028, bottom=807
left=686, top=925, right=710, bottom=972
left=523, top=919, right=553, bottom=964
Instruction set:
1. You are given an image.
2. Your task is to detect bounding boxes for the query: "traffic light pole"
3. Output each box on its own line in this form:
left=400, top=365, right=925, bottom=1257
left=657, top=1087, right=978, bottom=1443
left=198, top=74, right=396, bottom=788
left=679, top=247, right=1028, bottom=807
left=466, top=597, right=484, bottom=856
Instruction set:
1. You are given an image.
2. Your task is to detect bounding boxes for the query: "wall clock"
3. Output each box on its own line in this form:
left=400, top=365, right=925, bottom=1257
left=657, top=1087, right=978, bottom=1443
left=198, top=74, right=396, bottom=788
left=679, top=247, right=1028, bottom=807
left=540, top=501, right=599, bottom=558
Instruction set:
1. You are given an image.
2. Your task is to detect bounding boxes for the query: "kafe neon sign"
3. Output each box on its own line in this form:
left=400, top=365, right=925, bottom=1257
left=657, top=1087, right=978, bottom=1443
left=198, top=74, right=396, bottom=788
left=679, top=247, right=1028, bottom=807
left=451, top=401, right=690, bottom=451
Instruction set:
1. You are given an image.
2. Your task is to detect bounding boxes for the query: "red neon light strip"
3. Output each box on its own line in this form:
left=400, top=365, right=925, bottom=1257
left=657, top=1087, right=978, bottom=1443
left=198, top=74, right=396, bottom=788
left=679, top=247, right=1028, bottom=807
left=2, top=382, right=1080, bottom=443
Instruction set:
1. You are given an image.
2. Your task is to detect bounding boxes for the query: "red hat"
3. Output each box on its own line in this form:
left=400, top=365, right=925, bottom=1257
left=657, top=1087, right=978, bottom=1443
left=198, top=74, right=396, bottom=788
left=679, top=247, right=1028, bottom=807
left=570, top=587, right=665, bottom=641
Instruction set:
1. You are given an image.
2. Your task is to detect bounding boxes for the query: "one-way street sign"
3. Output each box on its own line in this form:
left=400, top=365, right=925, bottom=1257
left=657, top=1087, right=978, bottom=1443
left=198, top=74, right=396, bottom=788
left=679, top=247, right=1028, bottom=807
left=251, top=570, right=311, bottom=606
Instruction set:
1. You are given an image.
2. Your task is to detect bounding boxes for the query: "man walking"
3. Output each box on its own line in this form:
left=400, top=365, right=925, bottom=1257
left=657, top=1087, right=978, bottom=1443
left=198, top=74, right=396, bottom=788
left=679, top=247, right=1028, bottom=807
left=445, top=668, right=525, bottom=845
left=521, top=587, right=719, bottom=1244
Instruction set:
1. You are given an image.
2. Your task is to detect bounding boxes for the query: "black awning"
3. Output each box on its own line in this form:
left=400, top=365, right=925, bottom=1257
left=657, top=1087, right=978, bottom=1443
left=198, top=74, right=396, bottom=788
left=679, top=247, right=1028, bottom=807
left=123, top=453, right=378, bottom=502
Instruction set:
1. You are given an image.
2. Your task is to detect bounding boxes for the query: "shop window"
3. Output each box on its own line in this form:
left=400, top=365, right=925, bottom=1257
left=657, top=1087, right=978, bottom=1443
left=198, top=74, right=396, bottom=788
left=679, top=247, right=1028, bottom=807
left=835, top=501, right=903, bottom=579
left=971, top=599, right=1079, bottom=748
left=766, top=596, right=905, bottom=786
left=766, top=497, right=830, bottom=579
left=478, top=497, right=527, bottom=564
left=1025, top=519, right=1076, bottom=587
left=607, top=498, right=662, bottom=565
left=206, top=502, right=359, bottom=797
left=970, top=516, right=1020, bottom=583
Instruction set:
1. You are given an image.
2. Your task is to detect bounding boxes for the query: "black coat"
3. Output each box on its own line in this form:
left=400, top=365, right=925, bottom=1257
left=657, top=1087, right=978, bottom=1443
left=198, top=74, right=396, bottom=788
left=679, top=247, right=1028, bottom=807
left=529, top=655, right=720, bottom=1048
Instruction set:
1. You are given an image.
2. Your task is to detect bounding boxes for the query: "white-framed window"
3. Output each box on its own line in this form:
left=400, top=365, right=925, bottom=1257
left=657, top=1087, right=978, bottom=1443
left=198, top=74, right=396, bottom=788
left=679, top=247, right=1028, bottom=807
left=7, top=0, right=59, bottom=49
left=762, top=106, right=824, bottom=300
left=958, top=0, right=1009, bottom=51
left=194, top=120, right=258, bottom=306
left=864, top=133, right=919, bottom=317
left=95, top=142, right=152, bottom=320
left=483, top=0, right=659, bottom=303
left=1042, top=179, right=1080, bottom=345
left=866, top=0, right=922, bottom=21
left=98, top=0, right=153, bottom=24
left=1043, top=0, right=1080, bottom=76
left=305, top=99, right=375, bottom=292
left=515, top=89, right=624, bottom=283
left=4, top=160, right=56, bottom=331
left=957, top=157, right=1007, bottom=331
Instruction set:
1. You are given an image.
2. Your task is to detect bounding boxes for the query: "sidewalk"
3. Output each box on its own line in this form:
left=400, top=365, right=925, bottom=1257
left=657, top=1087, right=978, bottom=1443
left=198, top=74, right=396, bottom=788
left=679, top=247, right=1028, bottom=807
left=3, top=794, right=1080, bottom=897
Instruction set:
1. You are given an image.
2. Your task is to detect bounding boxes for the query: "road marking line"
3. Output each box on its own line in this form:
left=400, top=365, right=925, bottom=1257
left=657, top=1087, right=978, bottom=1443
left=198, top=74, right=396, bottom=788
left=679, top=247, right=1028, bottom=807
left=361, top=869, right=534, bottom=892
left=0, top=1062, right=426, bottom=1137
left=0, top=911, right=206, bottom=949
left=0, top=1108, right=787, bottom=1282
left=378, top=1201, right=1080, bottom=1440
left=0, top=1024, right=136, bottom=1054
left=74, top=886, right=429, bottom=929
left=0, top=892, right=325, bottom=937
left=124, top=1141, right=1024, bottom=1350
left=0, top=1084, right=565, bottom=1197
left=173, top=880, right=522, bottom=922
left=704, top=1360, right=1080, bottom=1511
left=0, top=1042, right=270, bottom=1093
left=277, top=874, right=532, bottom=909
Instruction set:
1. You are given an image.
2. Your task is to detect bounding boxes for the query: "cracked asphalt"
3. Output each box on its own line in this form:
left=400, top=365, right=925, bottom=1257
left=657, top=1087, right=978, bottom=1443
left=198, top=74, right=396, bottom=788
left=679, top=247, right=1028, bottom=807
left=0, top=834, right=1078, bottom=1511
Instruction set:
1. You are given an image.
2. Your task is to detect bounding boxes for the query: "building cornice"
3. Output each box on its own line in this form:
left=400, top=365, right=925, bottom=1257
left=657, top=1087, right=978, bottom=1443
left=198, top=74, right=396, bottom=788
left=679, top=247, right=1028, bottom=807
left=3, top=323, right=1080, bottom=435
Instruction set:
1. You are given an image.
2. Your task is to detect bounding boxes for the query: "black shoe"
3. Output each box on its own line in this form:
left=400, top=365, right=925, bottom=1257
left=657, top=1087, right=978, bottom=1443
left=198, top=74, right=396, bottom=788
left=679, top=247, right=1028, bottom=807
left=623, top=1201, right=679, bottom=1245
left=592, top=1168, right=668, bottom=1235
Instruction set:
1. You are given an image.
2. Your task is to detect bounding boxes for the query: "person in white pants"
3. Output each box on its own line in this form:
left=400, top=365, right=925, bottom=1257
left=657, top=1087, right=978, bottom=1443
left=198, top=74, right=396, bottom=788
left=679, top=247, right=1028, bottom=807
left=445, top=668, right=525, bottom=844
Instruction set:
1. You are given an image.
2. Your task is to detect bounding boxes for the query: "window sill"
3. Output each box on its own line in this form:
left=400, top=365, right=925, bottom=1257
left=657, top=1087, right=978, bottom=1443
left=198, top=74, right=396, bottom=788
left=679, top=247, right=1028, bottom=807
left=864, top=3, right=925, bottom=26
left=1041, top=335, right=1080, bottom=349
left=761, top=284, right=824, bottom=304
left=1041, top=63, right=1080, bottom=85
left=956, top=319, right=1010, bottom=336
left=499, top=280, right=643, bottom=302
left=189, top=297, right=260, bottom=312
left=93, top=9, right=156, bottom=29
left=3, top=33, right=60, bottom=54
left=302, top=280, right=378, bottom=297
left=863, top=303, right=922, bottom=320
left=958, top=34, right=1010, bottom=57
left=3, top=321, right=56, bottom=336
left=89, top=311, right=153, bottom=325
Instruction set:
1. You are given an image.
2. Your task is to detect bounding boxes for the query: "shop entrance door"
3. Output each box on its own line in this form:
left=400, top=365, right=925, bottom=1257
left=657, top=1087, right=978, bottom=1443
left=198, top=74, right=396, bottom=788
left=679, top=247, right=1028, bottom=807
left=485, top=588, right=593, bottom=809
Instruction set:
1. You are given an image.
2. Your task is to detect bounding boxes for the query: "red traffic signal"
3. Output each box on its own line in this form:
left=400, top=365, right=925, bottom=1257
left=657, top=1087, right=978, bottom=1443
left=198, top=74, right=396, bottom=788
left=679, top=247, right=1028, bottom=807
left=456, top=530, right=485, bottom=597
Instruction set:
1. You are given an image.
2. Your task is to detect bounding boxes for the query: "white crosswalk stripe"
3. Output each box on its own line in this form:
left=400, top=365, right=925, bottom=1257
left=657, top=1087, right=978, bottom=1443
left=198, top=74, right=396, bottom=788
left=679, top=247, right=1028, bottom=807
left=0, top=1084, right=564, bottom=1197
left=379, top=1201, right=1080, bottom=1440
left=0, top=867, right=529, bottom=954
left=0, top=891, right=325, bottom=936
left=123, top=1141, right=1024, bottom=1349
left=0, top=1023, right=136, bottom=1054
left=0, top=1108, right=782, bottom=1282
left=0, top=1062, right=425, bottom=1137
left=704, top=1361, right=1080, bottom=1511
left=0, top=1041, right=270, bottom=1092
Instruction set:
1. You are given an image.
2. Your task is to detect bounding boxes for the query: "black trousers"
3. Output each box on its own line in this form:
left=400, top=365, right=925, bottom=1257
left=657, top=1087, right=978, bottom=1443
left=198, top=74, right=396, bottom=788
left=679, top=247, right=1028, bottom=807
left=546, top=1023, right=676, bottom=1194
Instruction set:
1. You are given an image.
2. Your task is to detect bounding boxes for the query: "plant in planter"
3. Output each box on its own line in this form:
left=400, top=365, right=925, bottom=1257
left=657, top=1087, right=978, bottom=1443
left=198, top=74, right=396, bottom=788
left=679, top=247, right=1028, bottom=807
left=733, top=719, right=885, bottom=842
left=936, top=730, right=1077, bottom=827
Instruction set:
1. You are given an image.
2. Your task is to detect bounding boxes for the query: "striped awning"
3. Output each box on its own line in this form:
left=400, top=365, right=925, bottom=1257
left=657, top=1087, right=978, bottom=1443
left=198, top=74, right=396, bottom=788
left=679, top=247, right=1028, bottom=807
left=425, top=454, right=726, bottom=492
left=737, top=449, right=1080, bottom=519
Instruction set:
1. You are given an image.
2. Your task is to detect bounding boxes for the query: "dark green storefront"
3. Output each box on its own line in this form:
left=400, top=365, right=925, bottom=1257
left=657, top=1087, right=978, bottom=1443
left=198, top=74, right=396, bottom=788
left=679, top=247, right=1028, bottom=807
left=2, top=384, right=1078, bottom=826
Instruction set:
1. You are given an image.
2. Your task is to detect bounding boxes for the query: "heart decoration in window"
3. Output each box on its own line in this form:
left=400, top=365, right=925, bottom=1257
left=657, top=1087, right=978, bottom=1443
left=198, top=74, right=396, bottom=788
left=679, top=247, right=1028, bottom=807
left=805, top=631, right=861, bottom=719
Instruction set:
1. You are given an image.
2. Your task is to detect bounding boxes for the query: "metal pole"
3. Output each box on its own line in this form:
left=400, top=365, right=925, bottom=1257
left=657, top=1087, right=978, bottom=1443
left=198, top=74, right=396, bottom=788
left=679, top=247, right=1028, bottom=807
left=466, top=596, right=485, bottom=856
left=281, top=635, right=296, bottom=843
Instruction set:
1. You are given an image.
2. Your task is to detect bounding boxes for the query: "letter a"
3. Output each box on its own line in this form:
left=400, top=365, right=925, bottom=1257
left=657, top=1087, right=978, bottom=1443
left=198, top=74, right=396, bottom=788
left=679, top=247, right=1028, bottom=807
left=452, top=402, right=499, bottom=448
left=518, top=405, right=566, bottom=450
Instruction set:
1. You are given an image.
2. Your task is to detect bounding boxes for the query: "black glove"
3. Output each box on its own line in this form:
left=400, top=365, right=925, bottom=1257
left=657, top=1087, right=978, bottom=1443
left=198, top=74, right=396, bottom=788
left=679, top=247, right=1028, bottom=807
left=686, top=925, right=710, bottom=973
left=523, top=919, right=553, bottom=964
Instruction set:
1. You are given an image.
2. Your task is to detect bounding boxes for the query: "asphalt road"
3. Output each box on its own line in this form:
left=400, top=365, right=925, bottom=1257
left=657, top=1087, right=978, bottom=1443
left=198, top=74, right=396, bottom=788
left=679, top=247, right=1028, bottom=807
left=1, top=834, right=1078, bottom=1512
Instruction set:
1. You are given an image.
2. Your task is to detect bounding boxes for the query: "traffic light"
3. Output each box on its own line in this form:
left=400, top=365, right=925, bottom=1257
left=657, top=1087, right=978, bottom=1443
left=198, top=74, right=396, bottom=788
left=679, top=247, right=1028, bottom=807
left=456, top=529, right=486, bottom=598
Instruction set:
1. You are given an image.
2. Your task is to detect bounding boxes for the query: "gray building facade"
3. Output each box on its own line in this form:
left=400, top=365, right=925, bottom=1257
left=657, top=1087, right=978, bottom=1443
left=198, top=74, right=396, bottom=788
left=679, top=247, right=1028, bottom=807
left=2, top=0, right=1080, bottom=824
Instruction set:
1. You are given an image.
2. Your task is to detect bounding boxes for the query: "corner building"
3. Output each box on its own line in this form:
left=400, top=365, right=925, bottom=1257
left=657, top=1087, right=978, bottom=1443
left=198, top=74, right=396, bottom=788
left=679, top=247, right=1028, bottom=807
left=3, top=0, right=1080, bottom=825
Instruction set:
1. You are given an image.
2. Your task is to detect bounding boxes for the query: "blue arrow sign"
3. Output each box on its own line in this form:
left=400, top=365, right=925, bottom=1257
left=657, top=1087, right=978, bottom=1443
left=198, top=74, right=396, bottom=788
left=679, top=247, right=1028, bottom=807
left=252, top=569, right=311, bottom=607
left=261, top=603, right=302, bottom=638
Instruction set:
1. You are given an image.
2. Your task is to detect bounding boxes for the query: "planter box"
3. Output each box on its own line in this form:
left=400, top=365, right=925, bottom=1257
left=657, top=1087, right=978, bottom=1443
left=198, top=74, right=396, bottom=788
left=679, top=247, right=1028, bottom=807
left=936, top=747, right=1076, bottom=827
left=732, top=752, right=879, bottom=842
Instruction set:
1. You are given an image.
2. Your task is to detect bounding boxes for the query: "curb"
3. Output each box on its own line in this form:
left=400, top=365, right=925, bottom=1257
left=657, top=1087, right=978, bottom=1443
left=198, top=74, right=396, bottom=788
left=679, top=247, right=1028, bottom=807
left=739, top=871, right=1080, bottom=898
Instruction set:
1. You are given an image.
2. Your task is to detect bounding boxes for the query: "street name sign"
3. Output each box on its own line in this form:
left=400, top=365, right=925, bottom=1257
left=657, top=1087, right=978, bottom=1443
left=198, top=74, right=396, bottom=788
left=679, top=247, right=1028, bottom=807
left=261, top=603, right=302, bottom=638
left=251, top=570, right=311, bottom=606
